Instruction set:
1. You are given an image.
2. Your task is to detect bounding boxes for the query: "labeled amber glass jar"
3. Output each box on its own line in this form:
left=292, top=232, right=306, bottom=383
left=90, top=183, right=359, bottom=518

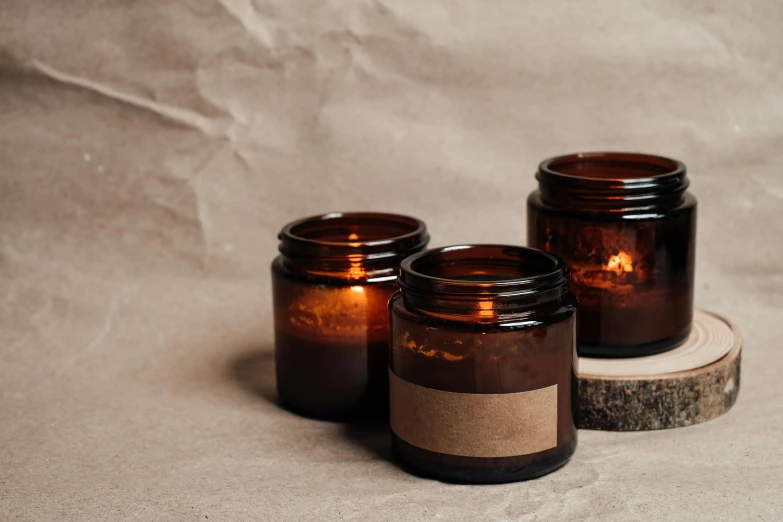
left=272, top=212, right=429, bottom=421
left=389, top=245, right=577, bottom=483
left=528, top=152, right=697, bottom=357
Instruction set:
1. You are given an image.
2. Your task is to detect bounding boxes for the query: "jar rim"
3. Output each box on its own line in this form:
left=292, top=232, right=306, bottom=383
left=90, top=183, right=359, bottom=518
left=279, top=211, right=429, bottom=260
left=399, top=244, right=568, bottom=298
left=535, top=152, right=689, bottom=210
left=538, top=151, right=687, bottom=191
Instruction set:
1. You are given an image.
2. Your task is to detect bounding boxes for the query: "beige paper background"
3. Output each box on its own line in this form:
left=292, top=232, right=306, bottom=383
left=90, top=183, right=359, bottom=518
left=1, top=1, right=782, bottom=520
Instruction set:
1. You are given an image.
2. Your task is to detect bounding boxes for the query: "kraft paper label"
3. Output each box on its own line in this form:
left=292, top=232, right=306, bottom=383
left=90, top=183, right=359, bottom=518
left=389, top=370, right=558, bottom=458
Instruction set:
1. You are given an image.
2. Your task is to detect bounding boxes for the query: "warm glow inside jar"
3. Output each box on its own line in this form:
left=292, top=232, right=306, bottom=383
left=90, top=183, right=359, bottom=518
left=527, top=152, right=697, bottom=357
left=272, top=212, right=429, bottom=421
left=389, top=245, right=577, bottom=483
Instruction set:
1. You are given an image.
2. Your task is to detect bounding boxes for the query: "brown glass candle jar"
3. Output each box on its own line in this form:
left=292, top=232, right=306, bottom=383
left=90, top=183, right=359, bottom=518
left=272, top=212, right=429, bottom=421
left=528, top=152, right=697, bottom=357
left=389, top=245, right=577, bottom=483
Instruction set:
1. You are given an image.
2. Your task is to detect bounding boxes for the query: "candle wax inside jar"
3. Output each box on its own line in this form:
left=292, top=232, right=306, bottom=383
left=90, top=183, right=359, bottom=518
left=529, top=211, right=695, bottom=354
left=273, top=275, right=395, bottom=419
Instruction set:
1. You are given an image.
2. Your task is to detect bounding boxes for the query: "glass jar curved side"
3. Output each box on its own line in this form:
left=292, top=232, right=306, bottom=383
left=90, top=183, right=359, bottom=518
left=527, top=191, right=697, bottom=356
left=389, top=293, right=578, bottom=483
left=272, top=258, right=397, bottom=420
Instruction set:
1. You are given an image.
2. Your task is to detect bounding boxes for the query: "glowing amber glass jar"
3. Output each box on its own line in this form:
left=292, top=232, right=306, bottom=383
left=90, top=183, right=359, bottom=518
left=389, top=245, right=577, bottom=483
left=528, top=152, right=697, bottom=357
left=272, top=212, right=428, bottom=420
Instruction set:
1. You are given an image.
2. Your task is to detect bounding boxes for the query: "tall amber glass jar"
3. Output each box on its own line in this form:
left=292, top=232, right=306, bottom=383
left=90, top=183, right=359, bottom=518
left=389, top=245, right=577, bottom=483
left=528, top=152, right=697, bottom=357
left=272, top=212, right=429, bottom=421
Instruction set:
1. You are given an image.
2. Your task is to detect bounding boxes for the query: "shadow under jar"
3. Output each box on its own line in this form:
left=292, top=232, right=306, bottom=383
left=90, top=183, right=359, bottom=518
left=528, top=152, right=697, bottom=357
left=272, top=212, right=429, bottom=421
left=389, top=245, right=577, bottom=483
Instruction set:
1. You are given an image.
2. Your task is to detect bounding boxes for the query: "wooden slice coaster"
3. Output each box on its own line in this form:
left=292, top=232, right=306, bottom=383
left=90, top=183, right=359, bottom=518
left=577, top=309, right=741, bottom=431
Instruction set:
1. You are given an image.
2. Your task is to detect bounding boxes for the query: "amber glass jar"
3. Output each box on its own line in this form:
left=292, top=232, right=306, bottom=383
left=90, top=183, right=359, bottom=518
left=272, top=212, right=429, bottom=421
left=528, top=152, right=697, bottom=357
left=389, top=245, right=577, bottom=483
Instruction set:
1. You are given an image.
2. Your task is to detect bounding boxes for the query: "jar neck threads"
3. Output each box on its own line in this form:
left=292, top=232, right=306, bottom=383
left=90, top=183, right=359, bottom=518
left=278, top=212, right=429, bottom=282
left=398, top=245, right=571, bottom=321
left=536, top=152, right=688, bottom=212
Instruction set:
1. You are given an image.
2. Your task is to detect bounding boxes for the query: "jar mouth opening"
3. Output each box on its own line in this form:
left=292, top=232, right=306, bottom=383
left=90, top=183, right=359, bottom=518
left=279, top=211, right=429, bottom=259
left=540, top=152, right=684, bottom=182
left=536, top=152, right=688, bottom=208
left=399, top=245, right=568, bottom=297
